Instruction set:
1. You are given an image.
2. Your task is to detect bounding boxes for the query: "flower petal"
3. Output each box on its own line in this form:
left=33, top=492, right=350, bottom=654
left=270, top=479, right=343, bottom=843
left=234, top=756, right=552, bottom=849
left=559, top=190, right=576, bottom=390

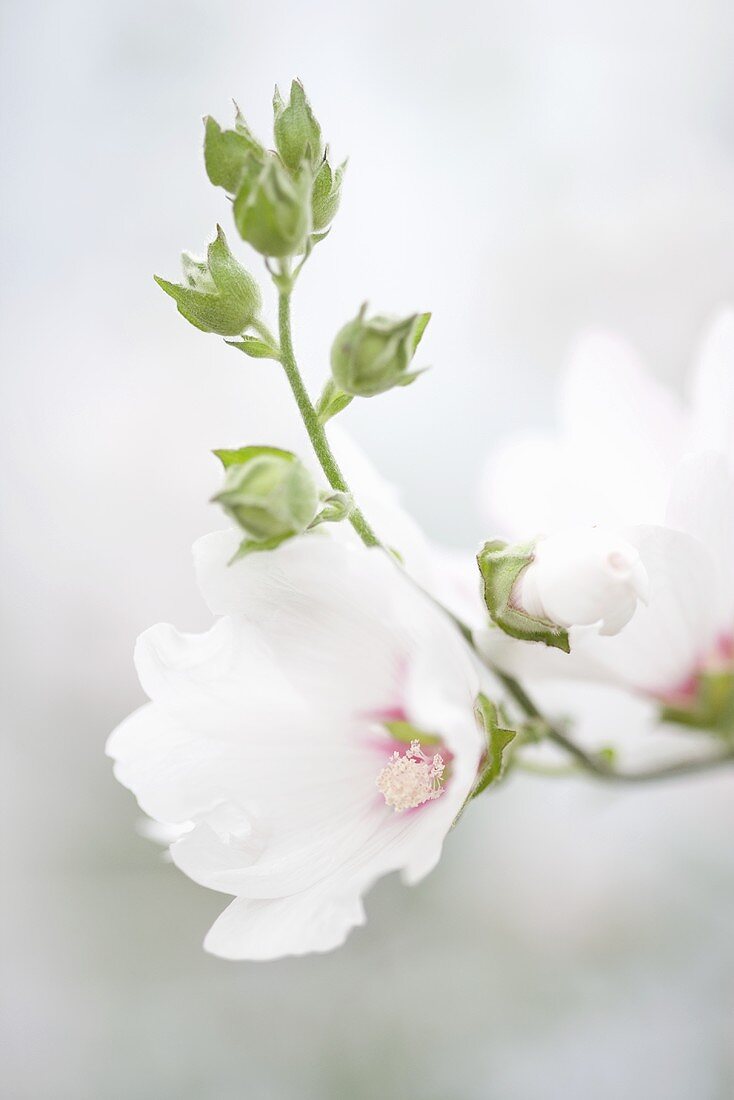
left=106, top=704, right=227, bottom=823
left=689, top=306, right=734, bottom=467
left=560, top=332, right=686, bottom=525
left=665, top=451, right=734, bottom=627
left=204, top=886, right=367, bottom=961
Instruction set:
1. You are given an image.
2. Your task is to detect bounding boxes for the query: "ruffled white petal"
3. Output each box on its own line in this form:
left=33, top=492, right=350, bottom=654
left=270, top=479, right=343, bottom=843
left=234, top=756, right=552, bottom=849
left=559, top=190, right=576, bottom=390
left=106, top=704, right=227, bottom=823
left=203, top=886, right=367, bottom=961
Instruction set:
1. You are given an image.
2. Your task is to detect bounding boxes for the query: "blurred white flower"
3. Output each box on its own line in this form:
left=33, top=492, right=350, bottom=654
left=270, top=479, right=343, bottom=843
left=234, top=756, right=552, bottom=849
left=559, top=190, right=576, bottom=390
left=107, top=531, right=484, bottom=960
left=482, top=307, right=734, bottom=535
left=480, top=453, right=734, bottom=719
left=516, top=527, right=649, bottom=636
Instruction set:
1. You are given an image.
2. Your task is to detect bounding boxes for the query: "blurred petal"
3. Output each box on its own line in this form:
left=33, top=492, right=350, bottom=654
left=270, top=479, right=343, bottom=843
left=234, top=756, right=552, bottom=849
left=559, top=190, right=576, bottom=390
left=665, top=451, right=734, bottom=626
left=560, top=332, right=685, bottom=524
left=689, top=307, right=734, bottom=465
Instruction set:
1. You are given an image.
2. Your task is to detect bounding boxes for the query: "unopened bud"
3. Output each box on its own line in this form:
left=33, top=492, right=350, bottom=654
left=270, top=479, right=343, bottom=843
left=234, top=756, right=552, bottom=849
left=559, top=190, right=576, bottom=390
left=477, top=528, right=649, bottom=651
left=273, top=79, right=324, bottom=173
left=233, top=157, right=312, bottom=258
left=330, top=305, right=430, bottom=397
left=212, top=446, right=318, bottom=546
left=155, top=227, right=261, bottom=336
left=516, top=528, right=649, bottom=636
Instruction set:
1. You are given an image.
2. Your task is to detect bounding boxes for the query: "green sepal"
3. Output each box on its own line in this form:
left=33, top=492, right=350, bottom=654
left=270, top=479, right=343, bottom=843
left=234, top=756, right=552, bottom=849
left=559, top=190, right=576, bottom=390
left=226, top=335, right=281, bottom=361
left=311, top=154, right=346, bottom=232
left=410, top=311, right=431, bottom=352
left=228, top=532, right=291, bottom=564
left=316, top=378, right=353, bottom=424
left=212, top=444, right=292, bottom=469
left=154, top=226, right=261, bottom=337
left=203, top=114, right=264, bottom=195
left=308, top=490, right=353, bottom=527
left=477, top=538, right=571, bottom=652
left=384, top=720, right=442, bottom=747
left=660, top=669, right=734, bottom=737
left=273, top=79, right=324, bottom=173
left=470, top=695, right=516, bottom=797
left=453, top=696, right=516, bottom=826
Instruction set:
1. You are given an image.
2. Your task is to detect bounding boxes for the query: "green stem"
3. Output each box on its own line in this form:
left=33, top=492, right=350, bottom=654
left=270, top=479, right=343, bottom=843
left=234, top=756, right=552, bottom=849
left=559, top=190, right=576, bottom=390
left=277, top=286, right=380, bottom=549
left=489, top=656, right=734, bottom=783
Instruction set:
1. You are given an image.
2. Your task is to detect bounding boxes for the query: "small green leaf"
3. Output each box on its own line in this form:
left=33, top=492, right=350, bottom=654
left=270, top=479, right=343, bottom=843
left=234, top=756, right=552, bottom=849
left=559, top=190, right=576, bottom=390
left=226, top=335, right=281, bottom=361
left=316, top=378, right=353, bottom=423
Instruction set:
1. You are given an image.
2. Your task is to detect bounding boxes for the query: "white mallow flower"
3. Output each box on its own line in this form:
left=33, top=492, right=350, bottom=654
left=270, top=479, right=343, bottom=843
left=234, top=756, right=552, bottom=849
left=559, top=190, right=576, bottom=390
left=478, top=307, right=734, bottom=730
left=479, top=454, right=734, bottom=713
left=107, top=532, right=485, bottom=961
left=516, top=528, right=649, bottom=636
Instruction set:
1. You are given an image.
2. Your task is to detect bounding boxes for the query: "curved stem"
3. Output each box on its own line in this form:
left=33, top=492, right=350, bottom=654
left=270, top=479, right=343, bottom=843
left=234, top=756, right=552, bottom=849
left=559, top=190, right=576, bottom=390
left=489, top=655, right=734, bottom=782
left=277, top=287, right=380, bottom=548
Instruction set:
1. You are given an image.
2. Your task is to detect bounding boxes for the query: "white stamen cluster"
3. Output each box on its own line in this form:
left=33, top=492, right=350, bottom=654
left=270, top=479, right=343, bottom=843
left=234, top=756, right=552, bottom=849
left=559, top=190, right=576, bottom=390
left=376, top=739, right=445, bottom=813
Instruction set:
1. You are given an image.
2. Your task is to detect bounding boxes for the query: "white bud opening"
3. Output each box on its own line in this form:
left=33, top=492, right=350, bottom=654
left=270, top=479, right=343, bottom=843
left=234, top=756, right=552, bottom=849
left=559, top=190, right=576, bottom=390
left=515, top=528, right=649, bottom=636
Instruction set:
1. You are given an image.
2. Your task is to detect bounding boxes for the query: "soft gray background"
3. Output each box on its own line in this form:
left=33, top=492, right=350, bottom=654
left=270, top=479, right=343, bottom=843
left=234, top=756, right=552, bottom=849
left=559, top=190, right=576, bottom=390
left=2, top=1, right=734, bottom=1097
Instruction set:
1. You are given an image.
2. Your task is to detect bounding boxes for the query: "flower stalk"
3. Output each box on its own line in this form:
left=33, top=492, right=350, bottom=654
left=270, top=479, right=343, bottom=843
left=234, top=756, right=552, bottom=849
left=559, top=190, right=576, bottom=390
left=275, top=271, right=380, bottom=549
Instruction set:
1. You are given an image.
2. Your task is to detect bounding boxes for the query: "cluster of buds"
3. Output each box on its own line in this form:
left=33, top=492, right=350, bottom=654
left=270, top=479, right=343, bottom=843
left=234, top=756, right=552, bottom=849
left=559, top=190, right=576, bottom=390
left=204, top=81, right=344, bottom=259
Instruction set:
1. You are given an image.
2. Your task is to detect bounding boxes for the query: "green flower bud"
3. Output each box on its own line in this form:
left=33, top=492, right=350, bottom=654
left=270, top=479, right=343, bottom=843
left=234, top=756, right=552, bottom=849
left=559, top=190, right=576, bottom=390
left=233, top=157, right=312, bottom=258
left=330, top=306, right=431, bottom=397
left=154, top=227, right=261, bottom=336
left=211, top=446, right=318, bottom=547
left=311, top=154, right=346, bottom=232
left=273, top=79, right=324, bottom=173
left=203, top=107, right=266, bottom=195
